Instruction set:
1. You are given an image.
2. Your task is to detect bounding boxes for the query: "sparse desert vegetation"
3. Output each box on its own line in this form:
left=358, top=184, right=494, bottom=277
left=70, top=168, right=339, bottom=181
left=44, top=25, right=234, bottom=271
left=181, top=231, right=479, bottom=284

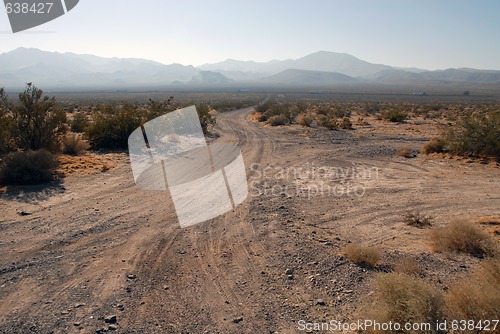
left=0, top=88, right=498, bottom=333
left=422, top=108, right=500, bottom=160
left=343, top=243, right=382, bottom=268
left=392, top=255, right=422, bottom=276
left=403, top=211, right=433, bottom=228
left=0, top=149, right=58, bottom=185
left=61, top=133, right=90, bottom=156
left=446, top=257, right=500, bottom=322
left=362, top=217, right=498, bottom=333
left=366, top=272, right=444, bottom=333
left=0, top=84, right=219, bottom=184
left=431, top=220, right=497, bottom=258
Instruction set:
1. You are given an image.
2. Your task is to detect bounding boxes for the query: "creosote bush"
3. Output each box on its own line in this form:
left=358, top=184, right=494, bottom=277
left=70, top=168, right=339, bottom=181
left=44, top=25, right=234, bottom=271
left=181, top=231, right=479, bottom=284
left=320, top=117, right=339, bottom=130
left=0, top=149, right=58, bottom=185
left=12, top=83, right=66, bottom=151
left=443, top=111, right=499, bottom=160
left=70, top=112, right=89, bottom=133
left=381, top=110, right=407, bottom=123
left=268, top=114, right=288, bottom=126
left=86, top=103, right=144, bottom=149
left=340, top=117, right=352, bottom=129
left=0, top=88, right=14, bottom=154
left=431, top=220, right=497, bottom=258
left=86, top=101, right=215, bottom=150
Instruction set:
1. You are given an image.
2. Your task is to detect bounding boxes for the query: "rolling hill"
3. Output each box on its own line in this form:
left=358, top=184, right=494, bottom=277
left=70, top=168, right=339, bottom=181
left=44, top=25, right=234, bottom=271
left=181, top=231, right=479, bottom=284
left=1, top=48, right=500, bottom=90
left=263, top=69, right=357, bottom=85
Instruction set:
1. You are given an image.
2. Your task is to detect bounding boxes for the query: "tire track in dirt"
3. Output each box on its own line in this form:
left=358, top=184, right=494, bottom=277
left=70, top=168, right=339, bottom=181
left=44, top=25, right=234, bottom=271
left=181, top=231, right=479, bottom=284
left=1, top=105, right=499, bottom=333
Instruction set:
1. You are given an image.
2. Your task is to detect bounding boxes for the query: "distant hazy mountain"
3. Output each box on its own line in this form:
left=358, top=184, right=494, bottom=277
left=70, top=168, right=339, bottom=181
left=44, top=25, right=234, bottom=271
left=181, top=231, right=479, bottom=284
left=0, top=47, right=198, bottom=89
left=189, top=71, right=231, bottom=84
left=199, top=51, right=391, bottom=79
left=1, top=47, right=500, bottom=90
left=371, top=68, right=500, bottom=84
left=263, top=69, right=357, bottom=85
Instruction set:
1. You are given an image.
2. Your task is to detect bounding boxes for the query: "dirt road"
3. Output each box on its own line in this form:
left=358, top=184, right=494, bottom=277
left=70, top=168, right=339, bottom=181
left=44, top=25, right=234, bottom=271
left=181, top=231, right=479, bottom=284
left=1, top=107, right=499, bottom=333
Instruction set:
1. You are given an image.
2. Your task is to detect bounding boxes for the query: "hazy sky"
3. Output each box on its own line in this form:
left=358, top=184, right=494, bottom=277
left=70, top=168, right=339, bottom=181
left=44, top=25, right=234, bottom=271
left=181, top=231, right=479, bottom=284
left=1, top=0, right=499, bottom=70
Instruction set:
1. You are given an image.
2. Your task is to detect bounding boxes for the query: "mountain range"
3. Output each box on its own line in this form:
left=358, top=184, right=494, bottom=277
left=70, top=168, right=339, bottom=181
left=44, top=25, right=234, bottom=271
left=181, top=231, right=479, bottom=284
left=1, top=48, right=500, bottom=90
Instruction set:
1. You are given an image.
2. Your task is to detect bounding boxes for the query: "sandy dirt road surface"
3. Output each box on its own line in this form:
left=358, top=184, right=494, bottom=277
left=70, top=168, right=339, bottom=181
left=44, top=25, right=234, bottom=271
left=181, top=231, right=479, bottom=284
left=1, top=107, right=499, bottom=333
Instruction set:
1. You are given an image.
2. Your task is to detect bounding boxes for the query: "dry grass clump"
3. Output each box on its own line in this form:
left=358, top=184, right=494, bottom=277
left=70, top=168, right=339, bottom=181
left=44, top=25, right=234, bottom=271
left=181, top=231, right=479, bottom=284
left=446, top=257, right=500, bottom=322
left=381, top=110, right=407, bottom=123
left=421, top=138, right=445, bottom=154
left=367, top=272, right=444, bottom=333
left=0, top=149, right=58, bottom=185
left=392, top=256, right=422, bottom=276
left=295, top=113, right=314, bottom=127
left=62, top=134, right=90, bottom=156
left=343, top=244, right=382, bottom=268
left=431, top=220, right=497, bottom=258
left=318, top=115, right=338, bottom=130
left=339, top=117, right=352, bottom=129
left=267, top=114, right=288, bottom=126
left=397, top=146, right=416, bottom=158
left=404, top=211, right=433, bottom=228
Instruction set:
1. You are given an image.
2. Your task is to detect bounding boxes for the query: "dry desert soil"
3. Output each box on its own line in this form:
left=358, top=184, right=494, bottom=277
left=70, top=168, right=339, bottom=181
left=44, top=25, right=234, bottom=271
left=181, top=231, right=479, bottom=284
left=0, top=107, right=499, bottom=333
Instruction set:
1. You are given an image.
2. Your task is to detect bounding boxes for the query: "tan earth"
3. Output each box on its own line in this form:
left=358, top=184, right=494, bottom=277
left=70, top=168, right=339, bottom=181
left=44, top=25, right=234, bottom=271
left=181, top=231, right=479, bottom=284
left=0, top=107, right=499, bottom=333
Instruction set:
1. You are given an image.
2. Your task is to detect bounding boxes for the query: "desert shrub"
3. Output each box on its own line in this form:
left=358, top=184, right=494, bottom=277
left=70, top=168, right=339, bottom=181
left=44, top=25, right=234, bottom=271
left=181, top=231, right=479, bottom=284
left=255, top=101, right=274, bottom=114
left=330, top=106, right=351, bottom=118
left=446, top=258, right=500, bottom=322
left=343, top=243, right=382, bottom=268
left=404, top=211, right=433, bottom=228
left=295, top=113, right=314, bottom=127
left=431, top=220, right=497, bottom=258
left=318, top=115, right=338, bottom=130
left=392, top=256, right=422, bottom=276
left=267, top=114, right=288, bottom=126
left=86, top=103, right=145, bottom=149
left=368, top=272, right=444, bottom=333
left=256, top=102, right=295, bottom=124
left=257, top=113, right=268, bottom=122
left=397, top=146, right=415, bottom=158
left=146, top=97, right=175, bottom=121
left=86, top=101, right=215, bottom=149
left=356, top=116, right=369, bottom=125
left=70, top=112, right=89, bottom=133
left=322, top=120, right=338, bottom=130
left=62, top=134, right=89, bottom=155
left=363, top=103, right=380, bottom=115
left=382, top=110, right=407, bottom=123
left=442, top=111, right=499, bottom=160
left=421, top=138, right=445, bottom=154
left=0, top=88, right=14, bottom=154
left=195, top=104, right=216, bottom=134
left=0, top=149, right=58, bottom=185
left=11, top=83, right=66, bottom=151
left=315, top=105, right=330, bottom=115
left=339, top=117, right=352, bottom=129
left=147, top=99, right=214, bottom=133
